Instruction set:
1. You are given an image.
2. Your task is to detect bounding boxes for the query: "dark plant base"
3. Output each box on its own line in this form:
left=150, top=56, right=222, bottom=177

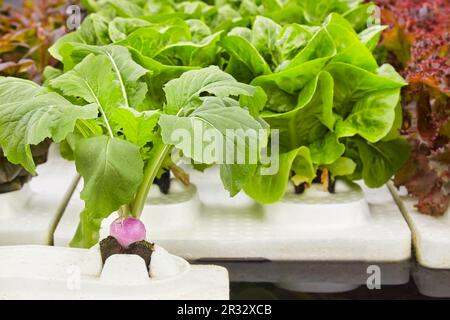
left=293, top=169, right=336, bottom=195
left=99, top=236, right=155, bottom=270
left=0, top=139, right=51, bottom=194
left=153, top=170, right=171, bottom=194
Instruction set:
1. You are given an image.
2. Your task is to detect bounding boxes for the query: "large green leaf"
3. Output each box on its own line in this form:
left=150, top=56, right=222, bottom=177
left=336, top=89, right=401, bottom=143
left=0, top=77, right=98, bottom=174
left=252, top=16, right=282, bottom=66
left=326, top=62, right=406, bottom=116
left=220, top=34, right=272, bottom=76
left=54, top=44, right=149, bottom=109
left=159, top=97, right=264, bottom=164
left=50, top=54, right=124, bottom=128
left=243, top=147, right=301, bottom=204
left=262, top=71, right=335, bottom=150
left=163, top=66, right=256, bottom=114
left=354, top=137, right=410, bottom=188
left=75, top=136, right=144, bottom=219
left=118, top=19, right=191, bottom=58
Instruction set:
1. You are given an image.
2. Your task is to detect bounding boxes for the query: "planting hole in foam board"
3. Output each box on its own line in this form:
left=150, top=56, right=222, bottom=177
left=56, top=174, right=411, bottom=262
left=0, top=245, right=229, bottom=300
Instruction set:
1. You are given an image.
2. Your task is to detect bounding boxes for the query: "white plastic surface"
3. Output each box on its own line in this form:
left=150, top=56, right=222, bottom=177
left=413, top=264, right=450, bottom=298
left=390, top=184, right=450, bottom=269
left=56, top=167, right=411, bottom=262
left=0, top=245, right=229, bottom=300
left=0, top=144, right=78, bottom=245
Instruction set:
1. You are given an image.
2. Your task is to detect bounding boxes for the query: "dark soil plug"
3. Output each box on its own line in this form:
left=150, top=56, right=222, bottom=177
left=99, top=236, right=124, bottom=264
left=128, top=240, right=155, bottom=268
left=100, top=236, right=155, bottom=271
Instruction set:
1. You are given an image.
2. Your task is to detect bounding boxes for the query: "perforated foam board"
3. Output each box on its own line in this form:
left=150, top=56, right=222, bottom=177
left=388, top=184, right=450, bottom=269
left=0, top=144, right=78, bottom=245
left=0, top=245, right=229, bottom=300
left=55, top=167, right=411, bottom=262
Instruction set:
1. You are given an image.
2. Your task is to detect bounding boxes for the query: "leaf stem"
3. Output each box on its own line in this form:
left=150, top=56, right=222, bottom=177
left=131, top=141, right=172, bottom=217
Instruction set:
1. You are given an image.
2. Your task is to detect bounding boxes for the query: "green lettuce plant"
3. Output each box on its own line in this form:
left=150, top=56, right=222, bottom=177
left=0, top=45, right=265, bottom=247
left=220, top=13, right=409, bottom=203
left=49, top=0, right=409, bottom=205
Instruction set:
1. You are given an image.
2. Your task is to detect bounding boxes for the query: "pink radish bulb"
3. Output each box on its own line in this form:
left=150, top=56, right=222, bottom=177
left=110, top=217, right=146, bottom=248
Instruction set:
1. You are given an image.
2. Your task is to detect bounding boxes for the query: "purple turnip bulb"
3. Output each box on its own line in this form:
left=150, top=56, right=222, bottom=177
left=110, top=217, right=146, bottom=248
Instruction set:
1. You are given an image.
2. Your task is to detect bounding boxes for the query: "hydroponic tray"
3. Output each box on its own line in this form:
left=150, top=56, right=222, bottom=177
left=389, top=185, right=450, bottom=269
left=206, top=260, right=410, bottom=293
left=412, top=263, right=450, bottom=298
left=55, top=167, right=411, bottom=262
left=0, top=245, right=229, bottom=300
left=0, top=144, right=78, bottom=245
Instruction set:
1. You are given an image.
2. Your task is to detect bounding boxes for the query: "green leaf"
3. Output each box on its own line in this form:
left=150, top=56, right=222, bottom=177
left=251, top=16, right=282, bottom=65
left=163, top=66, right=256, bottom=114
left=70, top=211, right=102, bottom=248
left=0, top=77, right=98, bottom=174
left=359, top=25, right=388, bottom=51
left=243, top=147, right=300, bottom=204
left=111, top=107, right=160, bottom=147
left=75, top=136, right=144, bottom=218
left=252, top=57, right=330, bottom=95
left=354, top=137, right=410, bottom=188
left=53, top=43, right=149, bottom=109
left=50, top=54, right=125, bottom=132
left=159, top=96, right=264, bottom=165
left=155, top=31, right=223, bottom=67
left=325, top=157, right=357, bottom=177
left=106, top=0, right=145, bottom=18
left=275, top=23, right=314, bottom=62
left=291, top=146, right=316, bottom=185
left=108, top=17, right=151, bottom=42
left=220, top=33, right=272, bottom=76
left=336, top=89, right=401, bottom=143
left=262, top=71, right=335, bottom=150
left=186, top=19, right=212, bottom=42
left=220, top=163, right=257, bottom=197
left=326, top=62, right=406, bottom=116
left=309, top=132, right=345, bottom=165
left=118, top=19, right=191, bottom=58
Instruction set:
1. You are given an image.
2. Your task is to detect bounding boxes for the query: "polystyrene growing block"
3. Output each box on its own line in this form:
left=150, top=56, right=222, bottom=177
left=0, top=144, right=78, bottom=245
left=412, top=263, right=450, bottom=298
left=0, top=245, right=229, bottom=300
left=56, top=166, right=411, bottom=262
left=389, top=184, right=450, bottom=269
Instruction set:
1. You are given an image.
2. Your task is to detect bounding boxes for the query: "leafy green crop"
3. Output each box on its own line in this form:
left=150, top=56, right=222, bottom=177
left=0, top=48, right=265, bottom=247
left=46, top=0, right=409, bottom=205
left=229, top=14, right=409, bottom=203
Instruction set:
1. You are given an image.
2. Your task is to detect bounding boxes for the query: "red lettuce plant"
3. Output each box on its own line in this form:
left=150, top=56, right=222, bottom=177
left=0, top=0, right=79, bottom=82
left=0, top=0, right=79, bottom=193
left=376, top=0, right=450, bottom=215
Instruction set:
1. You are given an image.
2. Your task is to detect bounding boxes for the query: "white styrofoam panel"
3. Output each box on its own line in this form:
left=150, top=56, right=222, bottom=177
left=55, top=166, right=411, bottom=262
left=0, top=144, right=78, bottom=245
left=0, top=245, right=229, bottom=300
left=388, top=184, right=450, bottom=269
left=412, top=263, right=450, bottom=298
